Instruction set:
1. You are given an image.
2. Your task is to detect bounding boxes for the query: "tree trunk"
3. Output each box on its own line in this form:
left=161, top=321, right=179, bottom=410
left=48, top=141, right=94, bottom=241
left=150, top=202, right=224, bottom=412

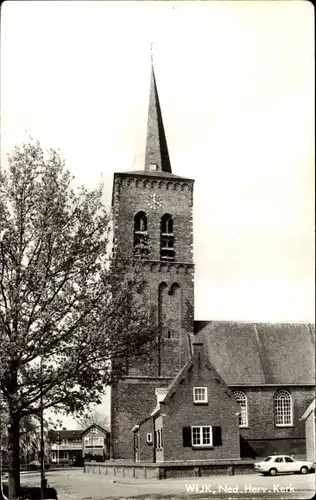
left=7, top=412, right=20, bottom=498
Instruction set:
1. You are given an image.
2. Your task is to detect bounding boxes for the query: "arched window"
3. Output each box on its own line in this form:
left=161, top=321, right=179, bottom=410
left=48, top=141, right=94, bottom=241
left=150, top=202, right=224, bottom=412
left=274, top=390, right=293, bottom=426
left=134, top=211, right=147, bottom=232
left=160, top=213, right=174, bottom=261
left=134, top=212, right=148, bottom=256
left=234, top=391, right=248, bottom=427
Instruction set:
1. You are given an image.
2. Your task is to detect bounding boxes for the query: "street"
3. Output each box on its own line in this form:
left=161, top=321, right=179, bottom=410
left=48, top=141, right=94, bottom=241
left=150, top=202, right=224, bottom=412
left=16, top=468, right=316, bottom=500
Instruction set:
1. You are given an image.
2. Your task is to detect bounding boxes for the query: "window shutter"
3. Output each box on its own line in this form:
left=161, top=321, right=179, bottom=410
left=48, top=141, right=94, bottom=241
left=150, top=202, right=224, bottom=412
left=182, top=427, right=192, bottom=447
left=212, top=426, right=222, bottom=446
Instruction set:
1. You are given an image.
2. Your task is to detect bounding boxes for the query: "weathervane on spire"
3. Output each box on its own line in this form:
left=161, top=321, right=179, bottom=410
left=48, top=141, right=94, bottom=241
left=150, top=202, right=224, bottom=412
left=150, top=42, right=154, bottom=65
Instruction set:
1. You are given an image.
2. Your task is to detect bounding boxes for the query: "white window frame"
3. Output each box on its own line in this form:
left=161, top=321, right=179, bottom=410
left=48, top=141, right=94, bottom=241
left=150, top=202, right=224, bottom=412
left=85, top=437, right=104, bottom=447
left=146, top=433, right=153, bottom=444
left=274, top=390, right=293, bottom=427
left=193, top=387, right=208, bottom=403
left=234, top=391, right=248, bottom=428
left=90, top=427, right=98, bottom=434
left=191, top=426, right=212, bottom=447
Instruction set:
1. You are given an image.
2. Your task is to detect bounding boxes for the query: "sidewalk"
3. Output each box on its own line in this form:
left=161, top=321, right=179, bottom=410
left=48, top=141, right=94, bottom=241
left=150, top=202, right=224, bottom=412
left=2, top=467, right=83, bottom=480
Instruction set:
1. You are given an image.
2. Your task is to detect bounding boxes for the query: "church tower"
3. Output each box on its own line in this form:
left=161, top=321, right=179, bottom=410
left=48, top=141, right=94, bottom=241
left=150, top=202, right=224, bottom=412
left=110, top=64, right=195, bottom=459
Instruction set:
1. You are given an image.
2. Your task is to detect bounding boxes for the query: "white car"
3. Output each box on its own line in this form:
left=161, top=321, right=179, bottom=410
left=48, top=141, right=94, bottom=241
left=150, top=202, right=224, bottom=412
left=255, top=455, right=314, bottom=476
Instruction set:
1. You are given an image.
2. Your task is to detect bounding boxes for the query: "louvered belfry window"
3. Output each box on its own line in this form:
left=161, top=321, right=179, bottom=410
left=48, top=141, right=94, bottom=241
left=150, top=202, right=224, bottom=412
left=160, top=213, right=174, bottom=261
left=134, top=212, right=148, bottom=256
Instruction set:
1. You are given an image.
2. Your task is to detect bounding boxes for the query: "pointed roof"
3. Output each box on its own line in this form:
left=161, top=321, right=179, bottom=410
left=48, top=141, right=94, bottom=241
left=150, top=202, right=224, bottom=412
left=144, top=65, right=172, bottom=174
left=80, top=423, right=110, bottom=436
left=138, top=343, right=239, bottom=424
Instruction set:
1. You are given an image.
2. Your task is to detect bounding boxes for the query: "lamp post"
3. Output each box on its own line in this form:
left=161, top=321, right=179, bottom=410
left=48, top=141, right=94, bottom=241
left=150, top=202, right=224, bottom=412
left=0, top=230, right=9, bottom=500
left=40, top=358, right=47, bottom=499
left=0, top=397, right=9, bottom=500
left=57, top=433, right=59, bottom=466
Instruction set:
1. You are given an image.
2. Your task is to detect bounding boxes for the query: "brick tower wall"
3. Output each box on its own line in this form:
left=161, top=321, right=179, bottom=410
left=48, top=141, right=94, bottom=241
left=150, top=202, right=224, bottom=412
left=112, top=174, right=194, bottom=263
left=111, top=377, right=172, bottom=460
left=111, top=173, right=194, bottom=459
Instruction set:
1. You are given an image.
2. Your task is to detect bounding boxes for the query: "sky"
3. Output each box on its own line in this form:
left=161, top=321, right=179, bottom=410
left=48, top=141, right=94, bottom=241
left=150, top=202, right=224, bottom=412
left=1, top=0, right=314, bottom=427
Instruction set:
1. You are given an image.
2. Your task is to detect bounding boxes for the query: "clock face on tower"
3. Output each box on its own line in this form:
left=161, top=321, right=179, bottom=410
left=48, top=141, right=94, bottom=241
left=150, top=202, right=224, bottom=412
left=147, top=193, right=163, bottom=210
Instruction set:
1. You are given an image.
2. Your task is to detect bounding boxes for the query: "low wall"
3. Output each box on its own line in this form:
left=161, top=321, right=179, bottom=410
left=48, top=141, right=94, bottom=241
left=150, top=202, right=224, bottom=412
left=84, top=459, right=254, bottom=479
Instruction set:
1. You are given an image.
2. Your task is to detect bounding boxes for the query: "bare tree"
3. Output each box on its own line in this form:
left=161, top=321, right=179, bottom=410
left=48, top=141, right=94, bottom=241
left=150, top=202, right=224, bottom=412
left=75, top=409, right=110, bottom=432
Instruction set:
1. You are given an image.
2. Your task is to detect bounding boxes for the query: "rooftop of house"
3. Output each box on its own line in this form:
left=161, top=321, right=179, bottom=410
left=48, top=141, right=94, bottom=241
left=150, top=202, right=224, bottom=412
left=51, top=429, right=82, bottom=439
left=81, top=423, right=109, bottom=436
left=301, top=398, right=315, bottom=420
left=51, top=424, right=109, bottom=440
left=143, top=342, right=238, bottom=424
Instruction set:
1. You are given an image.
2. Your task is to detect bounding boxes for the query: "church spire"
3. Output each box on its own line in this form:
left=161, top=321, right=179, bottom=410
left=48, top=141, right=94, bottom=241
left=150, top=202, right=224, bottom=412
left=144, top=60, right=172, bottom=173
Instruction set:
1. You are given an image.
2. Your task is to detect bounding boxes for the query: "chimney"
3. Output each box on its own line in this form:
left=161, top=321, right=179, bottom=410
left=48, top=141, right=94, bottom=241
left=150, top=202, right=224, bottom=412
left=192, top=342, right=204, bottom=364
left=192, top=343, right=204, bottom=355
left=155, top=388, right=168, bottom=405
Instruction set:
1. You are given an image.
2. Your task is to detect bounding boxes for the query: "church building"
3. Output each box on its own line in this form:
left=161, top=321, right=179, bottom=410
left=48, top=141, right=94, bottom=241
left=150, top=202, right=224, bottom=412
left=110, top=64, right=315, bottom=461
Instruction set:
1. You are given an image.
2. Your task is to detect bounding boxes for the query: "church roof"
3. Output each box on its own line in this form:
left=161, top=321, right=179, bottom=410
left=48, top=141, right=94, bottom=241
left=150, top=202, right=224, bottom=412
left=194, top=321, right=315, bottom=386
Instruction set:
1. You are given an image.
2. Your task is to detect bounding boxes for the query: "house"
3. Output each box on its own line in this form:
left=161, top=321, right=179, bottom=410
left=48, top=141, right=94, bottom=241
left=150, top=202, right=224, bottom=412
left=133, top=343, right=240, bottom=462
left=110, top=62, right=315, bottom=460
left=49, top=424, right=110, bottom=465
left=82, top=424, right=110, bottom=461
left=300, top=399, right=316, bottom=462
left=49, top=429, right=83, bottom=465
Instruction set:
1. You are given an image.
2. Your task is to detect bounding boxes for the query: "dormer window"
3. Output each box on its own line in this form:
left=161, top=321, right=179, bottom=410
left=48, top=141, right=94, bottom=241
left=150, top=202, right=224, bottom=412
left=160, top=213, right=174, bottom=261
left=134, top=211, right=148, bottom=256
left=150, top=163, right=158, bottom=172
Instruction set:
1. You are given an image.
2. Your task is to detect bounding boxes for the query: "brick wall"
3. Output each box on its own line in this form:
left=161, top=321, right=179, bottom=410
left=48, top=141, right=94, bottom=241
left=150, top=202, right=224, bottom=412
left=232, top=386, right=314, bottom=457
left=138, top=418, right=155, bottom=462
left=111, top=172, right=195, bottom=459
left=111, top=377, right=172, bottom=459
left=112, top=174, right=194, bottom=264
left=161, top=350, right=240, bottom=461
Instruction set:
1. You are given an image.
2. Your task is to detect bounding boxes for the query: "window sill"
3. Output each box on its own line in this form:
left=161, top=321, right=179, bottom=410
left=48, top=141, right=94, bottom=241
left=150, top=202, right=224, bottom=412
left=275, top=424, right=294, bottom=428
left=193, top=402, right=208, bottom=405
left=192, top=446, right=214, bottom=449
